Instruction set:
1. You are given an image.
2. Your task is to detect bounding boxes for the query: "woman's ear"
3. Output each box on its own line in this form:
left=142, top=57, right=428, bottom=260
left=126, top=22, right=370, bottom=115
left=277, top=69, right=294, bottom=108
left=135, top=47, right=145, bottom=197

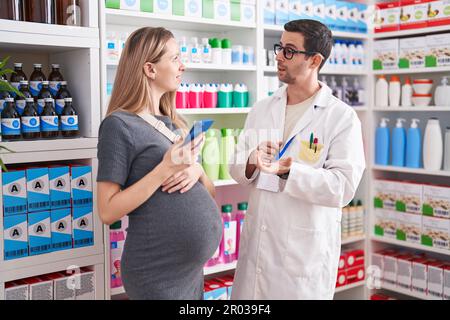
left=143, top=62, right=157, bottom=80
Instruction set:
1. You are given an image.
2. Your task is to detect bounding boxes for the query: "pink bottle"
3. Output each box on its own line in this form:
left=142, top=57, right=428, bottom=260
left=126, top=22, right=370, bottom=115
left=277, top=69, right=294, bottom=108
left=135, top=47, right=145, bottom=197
left=203, top=83, right=218, bottom=108
left=235, top=202, right=247, bottom=261
left=189, top=83, right=203, bottom=108
left=110, top=220, right=125, bottom=288
left=176, top=83, right=189, bottom=109
left=220, top=204, right=237, bottom=264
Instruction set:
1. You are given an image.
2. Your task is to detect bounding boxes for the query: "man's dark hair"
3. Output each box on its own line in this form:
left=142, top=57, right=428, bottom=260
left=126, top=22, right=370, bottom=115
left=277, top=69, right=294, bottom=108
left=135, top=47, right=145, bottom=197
left=284, top=19, right=333, bottom=71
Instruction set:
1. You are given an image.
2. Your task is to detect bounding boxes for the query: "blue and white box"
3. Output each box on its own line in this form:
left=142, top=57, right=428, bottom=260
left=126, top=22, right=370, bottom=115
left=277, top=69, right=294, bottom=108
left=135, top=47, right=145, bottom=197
left=241, top=0, right=256, bottom=23
left=336, top=1, right=348, bottom=31
left=3, top=214, right=28, bottom=260
left=347, top=1, right=358, bottom=32
left=71, top=166, right=93, bottom=208
left=324, top=0, right=337, bottom=30
left=214, top=0, right=231, bottom=21
left=72, top=206, right=94, bottom=248
left=51, top=208, right=72, bottom=252
left=289, top=0, right=302, bottom=20
left=357, top=3, right=368, bottom=33
left=49, top=166, right=71, bottom=209
left=300, top=0, right=315, bottom=20
left=275, top=0, right=289, bottom=25
left=26, top=168, right=50, bottom=213
left=313, top=0, right=325, bottom=24
left=154, top=0, right=172, bottom=15
left=2, top=170, right=27, bottom=216
left=28, top=211, right=52, bottom=256
left=264, top=0, right=276, bottom=24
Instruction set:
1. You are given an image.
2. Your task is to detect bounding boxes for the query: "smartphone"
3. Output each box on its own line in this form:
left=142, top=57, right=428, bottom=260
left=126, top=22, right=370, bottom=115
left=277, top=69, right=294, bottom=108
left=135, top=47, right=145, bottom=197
left=183, top=119, right=214, bottom=146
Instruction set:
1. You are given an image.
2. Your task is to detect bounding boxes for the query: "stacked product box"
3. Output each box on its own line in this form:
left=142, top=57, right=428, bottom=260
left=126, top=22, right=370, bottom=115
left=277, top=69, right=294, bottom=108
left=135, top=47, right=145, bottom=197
left=204, top=275, right=234, bottom=300
left=395, top=182, right=423, bottom=244
left=341, top=199, right=365, bottom=240
left=4, top=267, right=95, bottom=300
left=374, top=180, right=401, bottom=239
left=336, top=249, right=365, bottom=288
left=2, top=165, right=94, bottom=261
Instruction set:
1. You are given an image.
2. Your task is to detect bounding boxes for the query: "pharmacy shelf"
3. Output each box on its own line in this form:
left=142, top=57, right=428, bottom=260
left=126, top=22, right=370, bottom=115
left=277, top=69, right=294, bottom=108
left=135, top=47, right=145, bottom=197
left=204, top=261, right=237, bottom=276
left=371, top=236, right=450, bottom=257
left=372, top=165, right=450, bottom=177
left=374, top=106, right=450, bottom=112
left=178, top=108, right=251, bottom=115
left=214, top=180, right=238, bottom=187
left=0, top=147, right=97, bottom=165
left=263, top=66, right=368, bottom=76
left=335, top=280, right=366, bottom=294
left=107, top=62, right=257, bottom=72
left=373, top=66, right=450, bottom=75
left=0, top=19, right=99, bottom=51
left=0, top=138, right=98, bottom=155
left=263, top=24, right=369, bottom=40
left=342, top=235, right=366, bottom=245
left=372, top=25, right=450, bottom=39
left=105, top=9, right=256, bottom=32
left=380, top=283, right=429, bottom=300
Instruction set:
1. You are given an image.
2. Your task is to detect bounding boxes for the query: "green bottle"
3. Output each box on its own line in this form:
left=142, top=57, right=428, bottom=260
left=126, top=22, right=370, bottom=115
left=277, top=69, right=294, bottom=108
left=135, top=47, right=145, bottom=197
left=202, top=129, right=220, bottom=181
left=219, top=128, right=235, bottom=180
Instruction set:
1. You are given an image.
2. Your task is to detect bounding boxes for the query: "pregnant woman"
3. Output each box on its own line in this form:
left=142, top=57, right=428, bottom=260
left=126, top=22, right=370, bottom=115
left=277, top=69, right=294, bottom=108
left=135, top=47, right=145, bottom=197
left=97, top=27, right=222, bottom=300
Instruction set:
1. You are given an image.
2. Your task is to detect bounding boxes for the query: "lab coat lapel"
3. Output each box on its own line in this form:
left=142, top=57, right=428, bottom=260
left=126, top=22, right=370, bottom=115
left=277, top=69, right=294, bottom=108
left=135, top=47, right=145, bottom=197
left=270, top=85, right=288, bottom=141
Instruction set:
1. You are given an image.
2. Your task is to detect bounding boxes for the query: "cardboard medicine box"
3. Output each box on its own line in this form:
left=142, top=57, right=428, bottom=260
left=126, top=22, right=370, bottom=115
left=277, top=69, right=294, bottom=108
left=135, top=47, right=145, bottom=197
left=395, top=181, right=423, bottom=214
left=374, top=179, right=400, bottom=210
left=396, top=211, right=422, bottom=244
left=374, top=1, right=401, bottom=33
left=423, top=184, right=450, bottom=219
left=374, top=209, right=398, bottom=239
left=2, top=170, right=27, bottom=216
left=421, top=215, right=450, bottom=250
left=426, top=33, right=450, bottom=68
left=399, top=36, right=427, bottom=69
left=427, top=0, right=450, bottom=27
left=399, top=0, right=431, bottom=30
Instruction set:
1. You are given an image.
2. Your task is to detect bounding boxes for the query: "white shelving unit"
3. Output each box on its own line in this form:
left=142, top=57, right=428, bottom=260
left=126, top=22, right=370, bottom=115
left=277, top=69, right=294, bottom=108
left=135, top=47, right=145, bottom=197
left=0, top=0, right=104, bottom=300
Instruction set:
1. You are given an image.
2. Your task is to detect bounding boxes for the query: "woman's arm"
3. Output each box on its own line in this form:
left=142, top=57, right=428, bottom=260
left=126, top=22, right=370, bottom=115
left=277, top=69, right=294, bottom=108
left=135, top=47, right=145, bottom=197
left=98, top=162, right=174, bottom=225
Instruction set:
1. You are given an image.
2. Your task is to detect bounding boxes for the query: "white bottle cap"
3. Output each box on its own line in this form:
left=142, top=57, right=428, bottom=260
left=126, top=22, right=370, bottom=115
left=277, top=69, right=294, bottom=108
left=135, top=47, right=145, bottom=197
left=52, top=64, right=60, bottom=69
left=61, top=81, right=68, bottom=86
left=202, top=38, right=209, bottom=45
left=64, top=97, right=72, bottom=102
left=411, top=119, right=420, bottom=129
left=42, top=81, right=49, bottom=85
left=5, top=97, right=14, bottom=102
left=45, top=98, right=54, bottom=103
left=380, top=118, right=390, bottom=128
left=14, top=63, right=23, bottom=68
left=26, top=98, right=34, bottom=102
left=396, top=118, right=406, bottom=128
left=20, top=80, right=28, bottom=85
left=33, top=64, right=42, bottom=68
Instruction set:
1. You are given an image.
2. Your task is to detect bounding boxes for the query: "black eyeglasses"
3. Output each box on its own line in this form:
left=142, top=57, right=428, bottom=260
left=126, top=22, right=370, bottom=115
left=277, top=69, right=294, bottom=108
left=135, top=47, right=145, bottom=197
left=274, top=44, right=319, bottom=60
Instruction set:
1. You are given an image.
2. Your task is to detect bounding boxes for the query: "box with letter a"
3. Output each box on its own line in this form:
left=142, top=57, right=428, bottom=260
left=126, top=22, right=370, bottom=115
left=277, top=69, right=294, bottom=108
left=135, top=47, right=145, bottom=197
left=72, top=205, right=94, bottom=248
left=51, top=208, right=73, bottom=251
left=70, top=165, right=93, bottom=208
left=26, top=167, right=50, bottom=213
left=2, top=170, right=27, bottom=216
left=28, top=211, right=52, bottom=256
left=3, top=214, right=28, bottom=260
left=49, top=166, right=71, bottom=209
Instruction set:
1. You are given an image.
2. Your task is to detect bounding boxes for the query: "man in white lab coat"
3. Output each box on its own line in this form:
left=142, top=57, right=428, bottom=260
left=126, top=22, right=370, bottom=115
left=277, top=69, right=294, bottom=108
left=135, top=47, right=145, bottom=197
left=229, top=19, right=366, bottom=300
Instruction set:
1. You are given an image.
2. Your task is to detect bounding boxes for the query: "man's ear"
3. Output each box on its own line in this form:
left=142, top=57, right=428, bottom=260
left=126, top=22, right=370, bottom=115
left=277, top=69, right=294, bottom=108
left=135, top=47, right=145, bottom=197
left=143, top=62, right=157, bottom=80
left=310, top=54, right=324, bottom=70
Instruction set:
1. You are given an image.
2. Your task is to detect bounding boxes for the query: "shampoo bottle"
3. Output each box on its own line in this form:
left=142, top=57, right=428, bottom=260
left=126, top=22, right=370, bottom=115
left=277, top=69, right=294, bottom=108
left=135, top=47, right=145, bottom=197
left=392, top=118, right=406, bottom=167
left=375, top=118, right=390, bottom=165
left=423, top=118, right=443, bottom=171
left=406, top=119, right=421, bottom=168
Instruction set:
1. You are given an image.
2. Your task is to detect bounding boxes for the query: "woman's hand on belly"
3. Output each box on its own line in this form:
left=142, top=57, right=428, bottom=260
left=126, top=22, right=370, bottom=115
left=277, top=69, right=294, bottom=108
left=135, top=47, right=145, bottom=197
left=162, top=163, right=203, bottom=194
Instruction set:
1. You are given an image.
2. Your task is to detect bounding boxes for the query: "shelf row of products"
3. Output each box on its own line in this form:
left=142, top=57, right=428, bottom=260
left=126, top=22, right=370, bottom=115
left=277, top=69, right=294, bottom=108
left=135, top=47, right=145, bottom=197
left=371, top=248, right=450, bottom=300
left=374, top=179, right=450, bottom=250
left=373, top=33, right=450, bottom=71
left=105, top=0, right=256, bottom=23
left=336, top=249, right=365, bottom=289
left=341, top=200, right=364, bottom=240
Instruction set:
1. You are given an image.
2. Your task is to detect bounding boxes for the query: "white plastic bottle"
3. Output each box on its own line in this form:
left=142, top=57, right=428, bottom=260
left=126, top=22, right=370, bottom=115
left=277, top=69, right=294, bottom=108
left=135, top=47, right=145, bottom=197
left=348, top=41, right=357, bottom=71
left=401, top=77, right=413, bottom=107
left=179, top=37, right=190, bottom=64
left=190, top=37, right=201, bottom=64
left=328, top=42, right=336, bottom=71
left=201, top=38, right=212, bottom=64
left=341, top=40, right=349, bottom=69
left=118, top=32, right=129, bottom=59
left=106, top=31, right=119, bottom=64
left=334, top=40, right=343, bottom=71
left=376, top=75, right=389, bottom=107
left=389, top=75, right=401, bottom=107
left=444, top=127, right=450, bottom=171
left=423, top=118, right=443, bottom=171
left=356, top=41, right=365, bottom=70
left=353, top=78, right=364, bottom=106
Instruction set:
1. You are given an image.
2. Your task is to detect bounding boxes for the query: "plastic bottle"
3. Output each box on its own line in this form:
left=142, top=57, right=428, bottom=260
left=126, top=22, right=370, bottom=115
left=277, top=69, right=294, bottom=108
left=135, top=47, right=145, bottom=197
left=179, top=37, right=190, bottom=64
left=220, top=204, right=237, bottom=264
left=110, top=220, right=125, bottom=288
left=1, top=97, right=21, bottom=140
left=211, top=38, right=222, bottom=65
left=330, top=76, right=343, bottom=100
left=202, top=129, right=220, bottom=181
left=55, top=81, right=71, bottom=115
left=401, top=77, right=413, bottom=107
left=219, top=128, right=235, bottom=180
left=444, top=127, right=450, bottom=171
left=15, top=80, right=33, bottom=116
left=203, top=84, right=218, bottom=109
left=48, top=64, right=64, bottom=97
left=348, top=41, right=357, bottom=70
left=235, top=202, right=247, bottom=261
left=221, top=39, right=232, bottom=65
left=352, top=78, right=364, bottom=106
left=218, top=84, right=233, bottom=108
left=40, top=98, right=59, bottom=138
left=232, top=45, right=243, bottom=65
left=434, top=76, right=450, bottom=107
left=389, top=76, right=401, bottom=107
left=334, top=40, right=343, bottom=70
left=0, top=0, right=23, bottom=21
left=375, top=75, right=389, bottom=107
left=175, top=83, right=189, bottom=109
left=243, top=46, right=254, bottom=66
left=423, top=118, right=443, bottom=171
left=56, top=0, right=82, bottom=26
left=60, top=97, right=79, bottom=137
left=21, top=97, right=40, bottom=139
left=190, top=37, right=201, bottom=64
left=406, top=119, right=421, bottom=168
left=29, top=64, right=46, bottom=98
left=201, top=38, right=212, bottom=64
left=10, top=63, right=27, bottom=97
left=188, top=83, right=203, bottom=109
left=37, top=81, right=52, bottom=114
left=356, top=41, right=365, bottom=70
left=233, top=84, right=249, bottom=108
left=0, top=79, right=12, bottom=113
left=392, top=118, right=406, bottom=167
left=342, top=77, right=351, bottom=105
left=118, top=32, right=129, bottom=59
left=375, top=118, right=390, bottom=165
left=106, top=31, right=119, bottom=64
left=341, top=40, right=349, bottom=68
left=320, top=75, right=328, bottom=86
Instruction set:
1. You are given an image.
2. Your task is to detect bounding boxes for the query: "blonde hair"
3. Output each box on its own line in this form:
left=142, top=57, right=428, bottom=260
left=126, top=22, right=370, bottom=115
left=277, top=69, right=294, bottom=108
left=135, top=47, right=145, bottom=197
left=106, top=27, right=187, bottom=133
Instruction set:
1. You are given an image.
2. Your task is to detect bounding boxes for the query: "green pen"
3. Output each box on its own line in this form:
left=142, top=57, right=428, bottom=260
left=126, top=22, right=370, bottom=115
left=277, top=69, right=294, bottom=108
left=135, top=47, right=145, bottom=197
left=309, top=133, right=314, bottom=149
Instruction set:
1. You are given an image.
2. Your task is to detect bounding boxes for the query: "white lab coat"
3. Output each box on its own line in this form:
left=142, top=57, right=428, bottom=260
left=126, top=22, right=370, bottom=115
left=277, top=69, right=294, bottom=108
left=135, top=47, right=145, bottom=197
left=229, top=82, right=366, bottom=300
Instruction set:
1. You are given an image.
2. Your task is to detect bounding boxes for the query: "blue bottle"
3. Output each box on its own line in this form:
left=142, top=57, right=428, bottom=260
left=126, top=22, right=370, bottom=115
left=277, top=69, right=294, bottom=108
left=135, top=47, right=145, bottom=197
left=375, top=118, right=390, bottom=166
left=406, top=119, right=421, bottom=168
left=392, top=118, right=406, bottom=167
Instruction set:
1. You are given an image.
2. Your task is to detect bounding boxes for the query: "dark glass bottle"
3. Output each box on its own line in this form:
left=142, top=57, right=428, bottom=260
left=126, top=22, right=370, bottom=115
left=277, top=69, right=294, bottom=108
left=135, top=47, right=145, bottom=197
left=0, top=0, right=23, bottom=21
left=37, top=81, right=52, bottom=114
left=0, top=80, right=12, bottom=113
left=1, top=97, right=21, bottom=140
left=10, top=63, right=27, bottom=97
left=55, top=81, right=71, bottom=115
left=40, top=97, right=59, bottom=138
left=60, top=97, right=79, bottom=137
left=56, top=0, right=81, bottom=26
left=48, top=64, right=64, bottom=97
left=21, top=97, right=40, bottom=139
left=29, top=63, right=47, bottom=98
left=24, top=0, right=55, bottom=24
left=15, top=80, right=33, bottom=116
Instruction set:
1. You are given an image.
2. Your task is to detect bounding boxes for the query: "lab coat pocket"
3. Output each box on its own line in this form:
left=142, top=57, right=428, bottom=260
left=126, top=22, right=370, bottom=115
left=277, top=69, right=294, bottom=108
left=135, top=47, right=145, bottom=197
left=298, top=140, right=324, bottom=165
left=284, top=226, right=329, bottom=279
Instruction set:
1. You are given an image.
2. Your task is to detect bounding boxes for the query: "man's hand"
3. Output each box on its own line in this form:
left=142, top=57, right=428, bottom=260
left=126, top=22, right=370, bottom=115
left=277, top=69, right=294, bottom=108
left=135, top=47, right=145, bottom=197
left=246, top=141, right=293, bottom=176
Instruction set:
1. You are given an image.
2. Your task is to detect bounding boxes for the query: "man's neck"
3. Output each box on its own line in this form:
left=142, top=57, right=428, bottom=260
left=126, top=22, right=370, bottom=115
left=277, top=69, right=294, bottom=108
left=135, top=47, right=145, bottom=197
left=286, top=80, right=321, bottom=106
